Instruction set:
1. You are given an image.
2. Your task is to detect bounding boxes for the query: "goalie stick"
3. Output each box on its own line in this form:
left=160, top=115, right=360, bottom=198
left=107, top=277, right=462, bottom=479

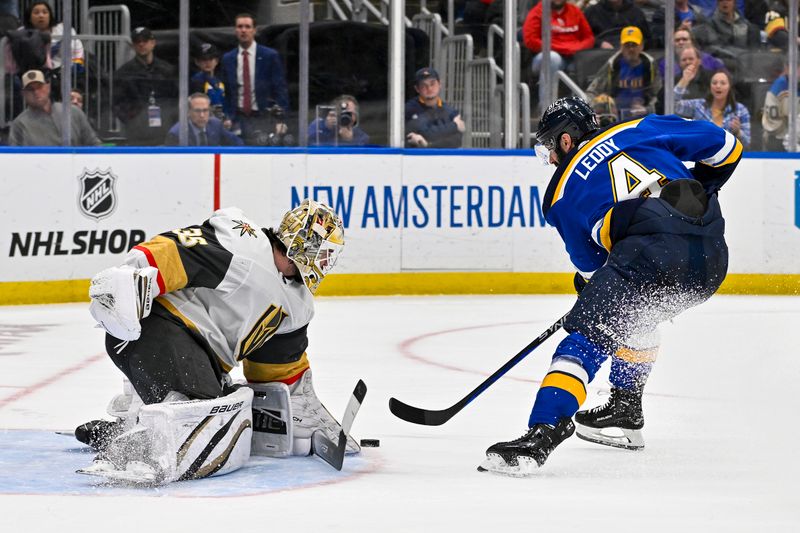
left=312, top=379, right=367, bottom=471
left=389, top=315, right=566, bottom=426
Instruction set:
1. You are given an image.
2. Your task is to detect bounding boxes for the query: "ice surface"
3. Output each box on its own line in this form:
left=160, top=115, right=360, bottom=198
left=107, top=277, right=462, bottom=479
left=0, top=295, right=798, bottom=532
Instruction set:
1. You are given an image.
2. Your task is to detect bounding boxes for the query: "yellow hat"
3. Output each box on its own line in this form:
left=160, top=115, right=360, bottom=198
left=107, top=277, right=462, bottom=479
left=620, top=26, right=643, bottom=46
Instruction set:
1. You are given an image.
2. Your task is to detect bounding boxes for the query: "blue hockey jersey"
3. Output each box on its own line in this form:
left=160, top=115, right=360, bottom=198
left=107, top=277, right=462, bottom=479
left=541, top=114, right=742, bottom=274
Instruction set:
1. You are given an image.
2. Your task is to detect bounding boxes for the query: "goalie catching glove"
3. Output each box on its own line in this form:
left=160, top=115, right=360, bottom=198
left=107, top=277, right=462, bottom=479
left=89, top=265, right=159, bottom=341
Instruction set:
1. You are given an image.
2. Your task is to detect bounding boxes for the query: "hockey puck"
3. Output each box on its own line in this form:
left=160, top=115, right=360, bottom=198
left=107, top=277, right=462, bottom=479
left=360, top=439, right=380, bottom=447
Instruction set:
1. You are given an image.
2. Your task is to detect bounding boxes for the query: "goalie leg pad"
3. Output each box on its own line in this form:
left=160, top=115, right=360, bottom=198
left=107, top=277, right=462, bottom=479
left=81, top=387, right=254, bottom=484
left=245, top=382, right=294, bottom=458
left=289, top=370, right=360, bottom=456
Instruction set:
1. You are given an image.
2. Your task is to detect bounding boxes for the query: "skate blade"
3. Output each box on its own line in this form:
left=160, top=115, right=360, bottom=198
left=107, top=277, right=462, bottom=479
left=477, top=453, right=540, bottom=477
left=575, top=423, right=644, bottom=450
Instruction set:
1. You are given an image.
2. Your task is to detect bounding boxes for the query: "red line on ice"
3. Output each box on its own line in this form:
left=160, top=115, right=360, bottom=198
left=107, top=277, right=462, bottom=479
left=397, top=320, right=543, bottom=384
left=0, top=352, right=107, bottom=409
left=397, top=320, right=702, bottom=400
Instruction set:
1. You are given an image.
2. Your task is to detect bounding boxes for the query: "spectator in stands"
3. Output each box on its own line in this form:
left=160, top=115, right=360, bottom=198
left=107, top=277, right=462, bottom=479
left=762, top=1, right=800, bottom=51
left=693, top=0, right=745, bottom=17
left=521, top=0, right=594, bottom=85
left=308, top=94, right=370, bottom=147
left=657, top=45, right=715, bottom=113
left=220, top=13, right=290, bottom=146
left=190, top=42, right=229, bottom=127
left=592, top=93, right=619, bottom=126
left=9, top=69, right=99, bottom=146
left=585, top=26, right=661, bottom=119
left=405, top=67, right=465, bottom=148
left=113, top=27, right=178, bottom=146
left=652, top=0, right=708, bottom=47
left=0, top=1, right=16, bottom=19
left=584, top=0, right=652, bottom=49
left=762, top=60, right=798, bottom=151
left=677, top=45, right=715, bottom=97
left=22, top=1, right=83, bottom=71
left=657, top=28, right=725, bottom=78
left=0, top=0, right=18, bottom=37
left=692, top=0, right=761, bottom=60
left=164, top=93, right=243, bottom=147
left=70, top=88, right=82, bottom=109
left=674, top=68, right=751, bottom=147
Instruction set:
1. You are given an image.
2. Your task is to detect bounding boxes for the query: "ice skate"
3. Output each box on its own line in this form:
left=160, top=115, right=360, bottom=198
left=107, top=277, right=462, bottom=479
left=575, top=387, right=645, bottom=450
left=479, top=418, right=575, bottom=476
left=77, top=425, right=166, bottom=484
left=74, top=419, right=124, bottom=451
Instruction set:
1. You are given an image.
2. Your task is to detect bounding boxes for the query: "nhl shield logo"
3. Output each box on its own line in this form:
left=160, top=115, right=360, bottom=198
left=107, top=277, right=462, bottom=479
left=78, top=168, right=117, bottom=220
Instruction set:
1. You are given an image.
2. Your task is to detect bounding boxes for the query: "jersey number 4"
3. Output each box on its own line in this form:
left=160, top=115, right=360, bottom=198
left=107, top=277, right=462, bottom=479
left=608, top=152, right=669, bottom=202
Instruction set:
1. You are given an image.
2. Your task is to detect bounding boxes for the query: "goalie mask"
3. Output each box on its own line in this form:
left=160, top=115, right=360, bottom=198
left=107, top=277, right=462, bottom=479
left=278, top=199, right=344, bottom=293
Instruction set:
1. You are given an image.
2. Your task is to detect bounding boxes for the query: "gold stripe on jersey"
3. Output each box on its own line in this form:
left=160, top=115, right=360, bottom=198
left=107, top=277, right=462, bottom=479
left=239, top=305, right=289, bottom=360
left=541, top=370, right=587, bottom=405
left=139, top=236, right=189, bottom=292
left=156, top=296, right=200, bottom=332
left=714, top=137, right=743, bottom=167
left=615, top=346, right=659, bottom=363
left=599, top=207, right=614, bottom=252
left=243, top=352, right=310, bottom=383
left=552, top=119, right=644, bottom=207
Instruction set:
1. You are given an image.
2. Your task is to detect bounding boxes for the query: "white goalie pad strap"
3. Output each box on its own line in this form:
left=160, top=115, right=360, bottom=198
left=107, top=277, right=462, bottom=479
left=106, top=377, right=144, bottom=431
left=132, top=387, right=254, bottom=483
left=89, top=265, right=159, bottom=341
left=245, top=382, right=293, bottom=458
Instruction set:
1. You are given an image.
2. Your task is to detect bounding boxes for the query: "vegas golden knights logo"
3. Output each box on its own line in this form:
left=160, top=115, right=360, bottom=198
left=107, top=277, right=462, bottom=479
left=239, top=305, right=288, bottom=359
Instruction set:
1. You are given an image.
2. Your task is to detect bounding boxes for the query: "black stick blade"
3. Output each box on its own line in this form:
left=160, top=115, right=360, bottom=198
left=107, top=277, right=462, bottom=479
left=312, top=429, right=346, bottom=471
left=388, top=397, right=459, bottom=426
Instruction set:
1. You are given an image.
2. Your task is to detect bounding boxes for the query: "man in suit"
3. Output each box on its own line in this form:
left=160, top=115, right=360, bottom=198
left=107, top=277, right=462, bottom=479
left=164, top=93, right=243, bottom=146
left=220, top=12, right=290, bottom=145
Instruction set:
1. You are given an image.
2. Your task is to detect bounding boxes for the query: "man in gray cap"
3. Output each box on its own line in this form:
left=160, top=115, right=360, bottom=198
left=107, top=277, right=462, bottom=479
left=9, top=69, right=100, bottom=146
left=112, top=26, right=178, bottom=145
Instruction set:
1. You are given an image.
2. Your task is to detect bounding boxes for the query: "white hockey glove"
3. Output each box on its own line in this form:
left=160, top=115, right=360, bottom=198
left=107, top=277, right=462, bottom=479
left=89, top=265, right=159, bottom=341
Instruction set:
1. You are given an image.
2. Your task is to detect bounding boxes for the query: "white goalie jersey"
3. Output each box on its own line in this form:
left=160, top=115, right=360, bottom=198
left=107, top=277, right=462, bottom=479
left=124, top=207, right=315, bottom=373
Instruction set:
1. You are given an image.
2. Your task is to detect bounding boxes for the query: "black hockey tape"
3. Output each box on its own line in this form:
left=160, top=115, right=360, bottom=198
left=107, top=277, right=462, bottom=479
left=360, top=439, right=380, bottom=447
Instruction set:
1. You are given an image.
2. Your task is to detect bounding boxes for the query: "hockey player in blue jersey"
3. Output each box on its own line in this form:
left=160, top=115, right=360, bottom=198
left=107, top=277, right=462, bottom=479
left=480, top=96, right=741, bottom=476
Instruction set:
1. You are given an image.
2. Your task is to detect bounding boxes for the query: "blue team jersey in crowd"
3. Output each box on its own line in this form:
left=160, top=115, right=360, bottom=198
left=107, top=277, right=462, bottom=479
left=542, top=114, right=742, bottom=274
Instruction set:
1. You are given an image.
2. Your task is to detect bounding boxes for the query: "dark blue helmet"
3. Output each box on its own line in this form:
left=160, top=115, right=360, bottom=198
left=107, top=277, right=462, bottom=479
left=535, top=96, right=599, bottom=152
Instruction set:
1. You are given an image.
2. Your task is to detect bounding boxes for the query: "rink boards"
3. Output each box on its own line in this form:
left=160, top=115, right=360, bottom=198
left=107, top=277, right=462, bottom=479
left=0, top=147, right=798, bottom=304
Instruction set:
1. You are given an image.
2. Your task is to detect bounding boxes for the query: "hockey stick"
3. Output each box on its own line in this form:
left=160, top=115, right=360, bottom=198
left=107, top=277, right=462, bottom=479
left=312, top=379, right=367, bottom=471
left=389, top=315, right=567, bottom=426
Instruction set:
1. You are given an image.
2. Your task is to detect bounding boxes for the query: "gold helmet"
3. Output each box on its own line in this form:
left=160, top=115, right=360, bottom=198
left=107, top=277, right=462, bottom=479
left=278, top=199, right=345, bottom=293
